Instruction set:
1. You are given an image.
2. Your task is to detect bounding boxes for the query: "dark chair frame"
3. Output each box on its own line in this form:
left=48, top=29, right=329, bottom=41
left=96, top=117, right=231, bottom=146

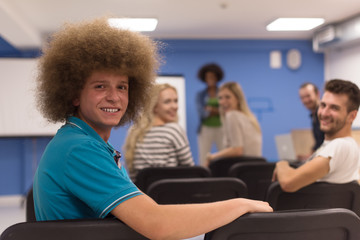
left=266, top=181, right=360, bottom=216
left=0, top=218, right=148, bottom=240
left=135, top=166, right=211, bottom=193
left=147, top=177, right=248, bottom=204
left=208, top=156, right=266, bottom=177
left=228, top=161, right=275, bottom=200
left=25, top=188, right=36, bottom=222
left=205, top=208, right=360, bottom=240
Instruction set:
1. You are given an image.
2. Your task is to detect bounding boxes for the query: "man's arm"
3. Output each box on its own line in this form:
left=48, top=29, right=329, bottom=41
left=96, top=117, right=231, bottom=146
left=273, top=156, right=330, bottom=192
left=111, top=194, right=272, bottom=240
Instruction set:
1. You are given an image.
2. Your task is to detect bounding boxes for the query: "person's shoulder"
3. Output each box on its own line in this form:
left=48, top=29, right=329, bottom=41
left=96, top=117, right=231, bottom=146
left=197, top=88, right=207, bottom=95
left=331, top=136, right=355, bottom=143
left=329, top=137, right=358, bottom=149
left=60, top=126, right=104, bottom=150
left=164, top=122, right=187, bottom=135
left=165, top=122, right=183, bottom=131
left=225, top=110, right=244, bottom=120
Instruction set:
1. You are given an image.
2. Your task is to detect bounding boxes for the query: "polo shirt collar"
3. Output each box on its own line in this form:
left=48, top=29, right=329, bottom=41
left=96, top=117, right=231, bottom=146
left=67, top=116, right=115, bottom=150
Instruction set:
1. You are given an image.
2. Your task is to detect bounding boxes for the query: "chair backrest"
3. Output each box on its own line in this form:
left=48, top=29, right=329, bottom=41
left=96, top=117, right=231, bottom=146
left=205, top=208, right=360, bottom=240
left=208, top=156, right=266, bottom=177
left=25, top=187, right=36, bottom=222
left=135, top=166, right=211, bottom=193
left=266, top=181, right=360, bottom=216
left=0, top=218, right=148, bottom=240
left=228, top=161, right=275, bottom=200
left=147, top=177, right=247, bottom=204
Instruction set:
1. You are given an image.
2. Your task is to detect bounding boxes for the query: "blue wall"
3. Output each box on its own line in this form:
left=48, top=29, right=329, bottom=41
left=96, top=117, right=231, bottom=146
left=0, top=38, right=324, bottom=195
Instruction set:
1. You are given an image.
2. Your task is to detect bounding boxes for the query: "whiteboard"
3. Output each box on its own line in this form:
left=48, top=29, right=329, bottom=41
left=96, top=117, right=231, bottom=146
left=0, top=58, right=62, bottom=136
left=0, top=59, right=186, bottom=136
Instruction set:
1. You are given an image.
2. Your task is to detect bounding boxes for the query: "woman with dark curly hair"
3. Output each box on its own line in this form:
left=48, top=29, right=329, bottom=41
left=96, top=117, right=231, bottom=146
left=196, top=63, right=225, bottom=166
left=33, top=17, right=272, bottom=239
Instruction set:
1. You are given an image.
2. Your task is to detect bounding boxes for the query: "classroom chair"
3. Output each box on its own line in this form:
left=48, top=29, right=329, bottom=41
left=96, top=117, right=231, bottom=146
left=147, top=177, right=247, bottom=204
left=208, top=156, right=266, bottom=177
left=266, top=181, right=360, bottom=216
left=25, top=187, right=36, bottom=222
left=204, top=208, right=360, bottom=240
left=0, top=218, right=147, bottom=240
left=135, top=166, right=211, bottom=193
left=228, top=161, right=275, bottom=200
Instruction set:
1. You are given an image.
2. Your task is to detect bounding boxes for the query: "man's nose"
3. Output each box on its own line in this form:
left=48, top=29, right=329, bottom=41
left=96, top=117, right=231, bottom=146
left=106, top=88, right=120, bottom=101
left=320, top=107, right=330, bottom=117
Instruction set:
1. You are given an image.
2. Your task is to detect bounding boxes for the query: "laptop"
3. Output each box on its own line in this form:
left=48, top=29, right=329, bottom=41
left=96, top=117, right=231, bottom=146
left=275, top=134, right=298, bottom=162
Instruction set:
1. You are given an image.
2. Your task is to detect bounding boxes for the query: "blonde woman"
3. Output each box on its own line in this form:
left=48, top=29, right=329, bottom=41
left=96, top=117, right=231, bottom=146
left=207, top=82, right=262, bottom=163
left=124, top=83, right=194, bottom=180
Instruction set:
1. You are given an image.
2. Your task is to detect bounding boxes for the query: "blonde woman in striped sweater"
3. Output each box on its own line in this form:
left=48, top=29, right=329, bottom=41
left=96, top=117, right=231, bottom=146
left=124, top=83, right=194, bottom=180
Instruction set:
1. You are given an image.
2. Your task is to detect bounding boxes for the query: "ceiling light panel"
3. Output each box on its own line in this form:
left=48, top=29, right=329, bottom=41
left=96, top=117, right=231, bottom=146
left=267, top=18, right=325, bottom=31
left=108, top=18, right=158, bottom=32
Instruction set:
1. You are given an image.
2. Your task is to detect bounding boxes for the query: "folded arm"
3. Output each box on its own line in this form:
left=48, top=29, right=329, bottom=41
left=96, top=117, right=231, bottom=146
left=273, top=156, right=330, bottom=192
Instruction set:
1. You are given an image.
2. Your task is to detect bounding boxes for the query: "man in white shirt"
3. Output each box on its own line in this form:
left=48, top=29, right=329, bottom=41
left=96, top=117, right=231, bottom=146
left=273, top=79, right=360, bottom=192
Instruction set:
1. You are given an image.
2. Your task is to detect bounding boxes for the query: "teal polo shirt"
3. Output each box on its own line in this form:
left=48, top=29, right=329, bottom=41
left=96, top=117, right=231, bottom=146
left=33, top=116, right=142, bottom=221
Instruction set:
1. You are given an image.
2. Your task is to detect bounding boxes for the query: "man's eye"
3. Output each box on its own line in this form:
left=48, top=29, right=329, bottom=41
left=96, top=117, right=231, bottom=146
left=118, top=85, right=128, bottom=90
left=95, top=85, right=104, bottom=89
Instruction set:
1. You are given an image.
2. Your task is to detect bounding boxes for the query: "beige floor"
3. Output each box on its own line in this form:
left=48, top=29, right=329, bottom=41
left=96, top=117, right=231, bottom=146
left=0, top=195, right=26, bottom=236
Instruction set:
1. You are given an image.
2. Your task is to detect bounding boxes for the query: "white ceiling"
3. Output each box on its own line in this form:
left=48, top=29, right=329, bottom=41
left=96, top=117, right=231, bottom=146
left=1, top=0, right=360, bottom=49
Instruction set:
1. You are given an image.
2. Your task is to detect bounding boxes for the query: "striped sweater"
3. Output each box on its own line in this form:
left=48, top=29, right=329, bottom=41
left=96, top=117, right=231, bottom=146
left=130, top=122, right=194, bottom=180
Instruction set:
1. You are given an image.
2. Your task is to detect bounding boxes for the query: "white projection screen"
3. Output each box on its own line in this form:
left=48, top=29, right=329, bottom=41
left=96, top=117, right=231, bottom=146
left=0, top=58, right=186, bottom=136
left=0, top=58, right=61, bottom=136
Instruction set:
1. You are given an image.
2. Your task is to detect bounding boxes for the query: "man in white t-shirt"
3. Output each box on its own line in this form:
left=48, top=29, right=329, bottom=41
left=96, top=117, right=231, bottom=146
left=273, top=79, right=360, bottom=192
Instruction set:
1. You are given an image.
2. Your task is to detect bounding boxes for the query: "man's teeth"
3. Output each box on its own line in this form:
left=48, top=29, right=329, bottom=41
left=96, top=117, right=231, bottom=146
left=102, top=108, right=119, bottom=113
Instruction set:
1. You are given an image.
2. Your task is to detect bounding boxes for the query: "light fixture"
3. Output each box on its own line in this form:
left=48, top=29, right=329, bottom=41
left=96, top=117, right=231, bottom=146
left=108, top=18, right=158, bottom=32
left=266, top=18, right=325, bottom=31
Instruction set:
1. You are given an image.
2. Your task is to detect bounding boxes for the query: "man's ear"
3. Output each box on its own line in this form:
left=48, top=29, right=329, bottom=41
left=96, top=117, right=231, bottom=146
left=73, top=98, right=80, bottom=107
left=348, top=110, right=358, bottom=122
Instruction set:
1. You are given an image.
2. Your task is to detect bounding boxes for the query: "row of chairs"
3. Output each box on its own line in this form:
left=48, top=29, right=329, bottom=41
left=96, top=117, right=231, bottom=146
left=134, top=164, right=360, bottom=217
left=8, top=172, right=360, bottom=239
left=25, top=175, right=360, bottom=223
left=135, top=157, right=274, bottom=201
left=145, top=176, right=360, bottom=217
left=2, top=209, right=360, bottom=239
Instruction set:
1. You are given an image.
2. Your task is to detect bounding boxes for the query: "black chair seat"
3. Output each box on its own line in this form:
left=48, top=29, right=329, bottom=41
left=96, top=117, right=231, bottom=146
left=147, top=177, right=248, bottom=204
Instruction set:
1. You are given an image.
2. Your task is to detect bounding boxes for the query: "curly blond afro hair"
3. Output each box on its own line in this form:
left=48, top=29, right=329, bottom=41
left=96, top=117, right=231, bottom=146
left=36, top=17, right=160, bottom=126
